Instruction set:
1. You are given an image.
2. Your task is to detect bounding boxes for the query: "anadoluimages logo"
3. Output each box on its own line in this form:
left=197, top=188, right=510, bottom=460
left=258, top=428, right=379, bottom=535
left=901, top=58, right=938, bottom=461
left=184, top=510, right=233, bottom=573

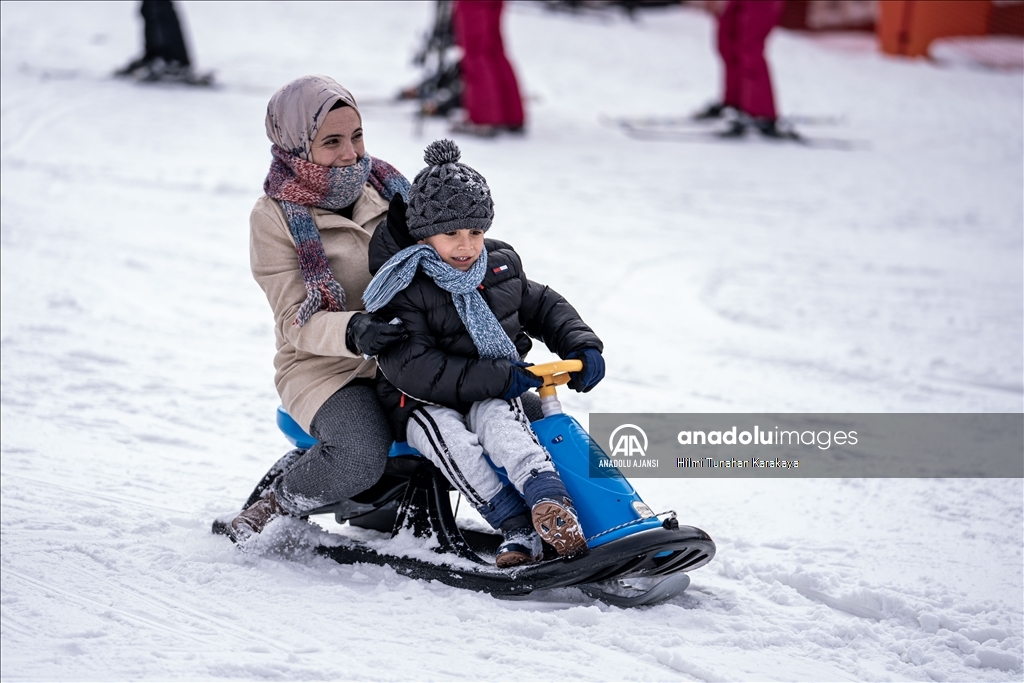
left=609, top=424, right=648, bottom=458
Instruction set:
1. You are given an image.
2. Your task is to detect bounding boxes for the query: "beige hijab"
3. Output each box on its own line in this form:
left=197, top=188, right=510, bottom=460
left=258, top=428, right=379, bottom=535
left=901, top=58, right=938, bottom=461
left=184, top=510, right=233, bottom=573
left=265, top=75, right=360, bottom=161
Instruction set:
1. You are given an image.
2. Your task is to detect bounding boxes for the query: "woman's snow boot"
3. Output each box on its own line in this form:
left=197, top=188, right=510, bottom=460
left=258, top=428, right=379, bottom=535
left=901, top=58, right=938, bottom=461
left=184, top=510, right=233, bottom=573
left=228, top=490, right=287, bottom=542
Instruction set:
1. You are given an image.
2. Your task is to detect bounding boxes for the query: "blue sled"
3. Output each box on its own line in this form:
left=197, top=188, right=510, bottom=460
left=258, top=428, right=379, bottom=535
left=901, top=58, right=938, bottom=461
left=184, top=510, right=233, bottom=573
left=222, top=401, right=718, bottom=605
left=250, top=379, right=715, bottom=607
left=215, top=360, right=713, bottom=605
left=276, top=406, right=665, bottom=549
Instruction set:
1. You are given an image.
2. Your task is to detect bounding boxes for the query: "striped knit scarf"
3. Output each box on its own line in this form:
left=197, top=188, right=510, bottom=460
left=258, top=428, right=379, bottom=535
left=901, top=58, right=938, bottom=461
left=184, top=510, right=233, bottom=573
left=362, top=245, right=519, bottom=360
left=264, top=144, right=410, bottom=326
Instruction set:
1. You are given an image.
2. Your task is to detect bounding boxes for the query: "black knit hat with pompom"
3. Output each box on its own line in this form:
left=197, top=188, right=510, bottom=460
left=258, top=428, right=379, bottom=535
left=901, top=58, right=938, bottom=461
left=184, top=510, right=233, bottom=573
left=406, top=139, right=494, bottom=240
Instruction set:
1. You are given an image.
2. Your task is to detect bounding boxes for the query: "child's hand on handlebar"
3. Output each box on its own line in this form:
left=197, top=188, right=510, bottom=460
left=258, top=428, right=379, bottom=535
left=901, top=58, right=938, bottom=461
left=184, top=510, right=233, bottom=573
left=502, top=360, right=543, bottom=400
left=566, top=348, right=605, bottom=393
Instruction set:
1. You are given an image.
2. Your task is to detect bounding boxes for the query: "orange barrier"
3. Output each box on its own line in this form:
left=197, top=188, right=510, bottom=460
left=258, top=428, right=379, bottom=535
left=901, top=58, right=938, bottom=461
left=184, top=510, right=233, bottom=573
left=877, top=0, right=992, bottom=57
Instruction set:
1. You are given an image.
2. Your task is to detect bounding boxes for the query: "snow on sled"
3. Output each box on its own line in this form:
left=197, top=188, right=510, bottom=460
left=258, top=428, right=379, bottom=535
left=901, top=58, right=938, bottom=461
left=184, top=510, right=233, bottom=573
left=213, top=361, right=715, bottom=607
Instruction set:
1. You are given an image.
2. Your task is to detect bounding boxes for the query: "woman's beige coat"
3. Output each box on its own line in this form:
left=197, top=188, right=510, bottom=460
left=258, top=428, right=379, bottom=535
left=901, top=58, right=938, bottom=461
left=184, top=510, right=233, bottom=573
left=249, top=184, right=388, bottom=432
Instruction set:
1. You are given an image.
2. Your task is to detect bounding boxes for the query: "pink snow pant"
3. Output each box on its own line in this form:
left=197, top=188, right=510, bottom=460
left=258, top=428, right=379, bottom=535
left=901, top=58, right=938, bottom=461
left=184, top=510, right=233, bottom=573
left=717, top=0, right=785, bottom=120
left=453, top=0, right=525, bottom=129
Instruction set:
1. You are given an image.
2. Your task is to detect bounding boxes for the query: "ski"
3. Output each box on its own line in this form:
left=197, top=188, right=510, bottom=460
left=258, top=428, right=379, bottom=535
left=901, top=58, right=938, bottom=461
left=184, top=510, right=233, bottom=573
left=615, top=122, right=868, bottom=151
left=15, top=63, right=257, bottom=93
left=601, top=112, right=847, bottom=129
left=130, top=70, right=216, bottom=88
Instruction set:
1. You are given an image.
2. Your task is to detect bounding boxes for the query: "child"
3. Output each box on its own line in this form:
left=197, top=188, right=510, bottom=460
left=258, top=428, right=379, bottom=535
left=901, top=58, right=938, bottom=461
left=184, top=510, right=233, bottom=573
left=362, top=140, right=605, bottom=567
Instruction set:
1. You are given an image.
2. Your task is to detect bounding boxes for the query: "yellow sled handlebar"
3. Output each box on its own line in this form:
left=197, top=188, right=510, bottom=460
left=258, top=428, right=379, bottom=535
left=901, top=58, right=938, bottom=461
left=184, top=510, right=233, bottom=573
left=526, top=359, right=583, bottom=398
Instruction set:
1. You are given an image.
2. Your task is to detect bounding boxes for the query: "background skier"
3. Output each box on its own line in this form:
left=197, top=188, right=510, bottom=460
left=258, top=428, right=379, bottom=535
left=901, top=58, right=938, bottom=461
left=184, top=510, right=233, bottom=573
left=450, top=0, right=526, bottom=136
left=696, top=0, right=787, bottom=136
left=115, top=0, right=206, bottom=84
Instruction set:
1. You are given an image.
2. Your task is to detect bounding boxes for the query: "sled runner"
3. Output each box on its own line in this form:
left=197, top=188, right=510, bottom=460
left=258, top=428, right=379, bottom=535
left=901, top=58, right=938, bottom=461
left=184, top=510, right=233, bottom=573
left=213, top=361, right=715, bottom=606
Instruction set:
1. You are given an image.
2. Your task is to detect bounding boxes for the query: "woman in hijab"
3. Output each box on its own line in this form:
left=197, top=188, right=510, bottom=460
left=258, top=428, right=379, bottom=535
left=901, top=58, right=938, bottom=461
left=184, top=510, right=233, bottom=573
left=229, top=75, right=410, bottom=541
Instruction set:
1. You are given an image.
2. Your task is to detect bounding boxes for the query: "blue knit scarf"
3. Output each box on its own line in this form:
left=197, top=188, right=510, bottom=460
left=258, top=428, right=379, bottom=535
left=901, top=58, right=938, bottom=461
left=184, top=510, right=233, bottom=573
left=362, top=245, right=519, bottom=360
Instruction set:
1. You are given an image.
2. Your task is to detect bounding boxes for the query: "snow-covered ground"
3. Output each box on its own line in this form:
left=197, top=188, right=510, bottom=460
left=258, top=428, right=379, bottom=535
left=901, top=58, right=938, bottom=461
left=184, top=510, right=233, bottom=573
left=2, top=1, right=1021, bottom=680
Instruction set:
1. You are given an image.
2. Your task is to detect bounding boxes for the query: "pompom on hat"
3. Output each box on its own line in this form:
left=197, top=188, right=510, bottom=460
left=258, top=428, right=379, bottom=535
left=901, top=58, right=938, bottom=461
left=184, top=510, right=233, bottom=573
left=406, top=139, right=494, bottom=241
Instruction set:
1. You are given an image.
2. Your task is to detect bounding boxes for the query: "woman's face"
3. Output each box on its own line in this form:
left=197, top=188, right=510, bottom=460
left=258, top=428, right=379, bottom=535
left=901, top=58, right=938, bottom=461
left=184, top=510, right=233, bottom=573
left=310, top=106, right=364, bottom=167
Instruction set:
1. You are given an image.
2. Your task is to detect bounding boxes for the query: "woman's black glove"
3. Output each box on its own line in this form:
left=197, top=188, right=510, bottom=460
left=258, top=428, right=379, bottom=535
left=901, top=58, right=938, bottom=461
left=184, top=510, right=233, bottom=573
left=566, top=347, right=605, bottom=393
left=385, top=194, right=416, bottom=250
left=501, top=360, right=543, bottom=400
left=346, top=313, right=408, bottom=356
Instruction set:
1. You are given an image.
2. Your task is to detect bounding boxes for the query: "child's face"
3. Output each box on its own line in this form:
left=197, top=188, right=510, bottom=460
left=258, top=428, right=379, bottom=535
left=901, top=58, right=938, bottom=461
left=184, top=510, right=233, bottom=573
left=420, top=229, right=485, bottom=271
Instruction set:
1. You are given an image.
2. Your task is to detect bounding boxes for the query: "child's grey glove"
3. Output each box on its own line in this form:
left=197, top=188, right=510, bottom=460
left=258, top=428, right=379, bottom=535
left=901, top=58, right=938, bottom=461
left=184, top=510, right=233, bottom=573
left=346, top=313, right=408, bottom=356
left=502, top=360, right=543, bottom=401
left=566, top=347, right=605, bottom=393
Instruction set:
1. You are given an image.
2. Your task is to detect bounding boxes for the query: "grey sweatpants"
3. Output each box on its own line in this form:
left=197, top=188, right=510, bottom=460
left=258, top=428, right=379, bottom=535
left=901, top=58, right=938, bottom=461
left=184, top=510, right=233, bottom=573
left=273, top=383, right=392, bottom=515
left=405, top=397, right=555, bottom=509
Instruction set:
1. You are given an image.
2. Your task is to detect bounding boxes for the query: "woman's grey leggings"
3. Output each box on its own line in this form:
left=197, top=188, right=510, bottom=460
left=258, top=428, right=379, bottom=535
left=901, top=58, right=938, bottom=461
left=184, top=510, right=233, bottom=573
left=274, top=382, right=392, bottom=515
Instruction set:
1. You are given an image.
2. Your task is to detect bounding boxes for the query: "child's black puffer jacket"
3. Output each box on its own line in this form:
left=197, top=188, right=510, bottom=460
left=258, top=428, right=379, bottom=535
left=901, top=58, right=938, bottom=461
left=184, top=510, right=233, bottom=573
left=367, top=217, right=602, bottom=441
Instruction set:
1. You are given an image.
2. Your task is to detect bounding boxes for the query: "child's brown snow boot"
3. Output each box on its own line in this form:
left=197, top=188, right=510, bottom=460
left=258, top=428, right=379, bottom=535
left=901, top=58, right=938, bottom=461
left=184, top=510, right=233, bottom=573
left=531, top=498, right=587, bottom=559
